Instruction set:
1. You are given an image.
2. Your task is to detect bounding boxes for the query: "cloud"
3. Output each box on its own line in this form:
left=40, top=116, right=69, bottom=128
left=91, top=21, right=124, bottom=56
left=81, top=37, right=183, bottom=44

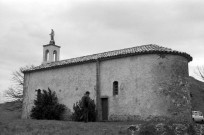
left=55, top=0, right=204, bottom=67
left=0, top=0, right=204, bottom=102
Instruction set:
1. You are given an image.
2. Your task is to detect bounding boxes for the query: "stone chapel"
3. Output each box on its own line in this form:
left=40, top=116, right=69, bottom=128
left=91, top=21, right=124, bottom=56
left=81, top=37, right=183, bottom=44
left=22, top=30, right=193, bottom=121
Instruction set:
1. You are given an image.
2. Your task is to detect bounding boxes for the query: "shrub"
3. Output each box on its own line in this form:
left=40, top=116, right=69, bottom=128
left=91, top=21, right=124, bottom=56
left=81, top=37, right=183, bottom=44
left=30, top=88, right=66, bottom=120
left=139, top=123, right=157, bottom=135
left=187, top=124, right=196, bottom=135
left=72, top=96, right=97, bottom=122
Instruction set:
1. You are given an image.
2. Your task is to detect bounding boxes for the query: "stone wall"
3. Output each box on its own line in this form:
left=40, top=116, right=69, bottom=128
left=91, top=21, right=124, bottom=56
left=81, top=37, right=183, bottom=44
left=22, top=53, right=191, bottom=122
left=99, top=54, right=191, bottom=121
left=22, top=62, right=97, bottom=119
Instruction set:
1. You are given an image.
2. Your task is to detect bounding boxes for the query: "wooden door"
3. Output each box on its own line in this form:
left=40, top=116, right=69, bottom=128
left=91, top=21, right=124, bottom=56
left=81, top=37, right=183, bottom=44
left=101, top=98, right=108, bottom=121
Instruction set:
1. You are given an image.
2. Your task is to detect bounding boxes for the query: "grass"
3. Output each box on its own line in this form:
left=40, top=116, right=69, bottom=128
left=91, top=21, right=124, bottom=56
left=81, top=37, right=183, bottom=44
left=0, top=100, right=22, bottom=123
left=0, top=120, right=144, bottom=135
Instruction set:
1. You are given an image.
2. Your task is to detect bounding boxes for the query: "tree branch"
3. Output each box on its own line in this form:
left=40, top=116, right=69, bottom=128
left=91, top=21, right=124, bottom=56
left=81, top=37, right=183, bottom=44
left=4, top=65, right=34, bottom=101
left=195, top=66, right=204, bottom=81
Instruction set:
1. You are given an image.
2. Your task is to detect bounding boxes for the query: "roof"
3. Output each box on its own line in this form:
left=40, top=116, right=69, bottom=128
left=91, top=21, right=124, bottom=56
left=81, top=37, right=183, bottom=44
left=23, top=44, right=192, bottom=73
left=43, top=44, right=61, bottom=48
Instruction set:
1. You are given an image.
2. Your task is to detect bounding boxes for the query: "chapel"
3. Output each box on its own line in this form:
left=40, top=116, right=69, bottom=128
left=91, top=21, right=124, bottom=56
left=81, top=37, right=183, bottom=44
left=22, top=30, right=193, bottom=121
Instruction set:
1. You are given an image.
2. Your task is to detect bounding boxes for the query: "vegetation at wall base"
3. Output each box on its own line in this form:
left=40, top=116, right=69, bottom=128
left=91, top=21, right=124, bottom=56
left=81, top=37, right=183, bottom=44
left=30, top=88, right=66, bottom=120
left=72, top=96, right=97, bottom=122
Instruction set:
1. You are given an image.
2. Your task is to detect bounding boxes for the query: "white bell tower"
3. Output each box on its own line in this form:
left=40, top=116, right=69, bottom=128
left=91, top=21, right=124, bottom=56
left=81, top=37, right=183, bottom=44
left=42, top=29, right=60, bottom=64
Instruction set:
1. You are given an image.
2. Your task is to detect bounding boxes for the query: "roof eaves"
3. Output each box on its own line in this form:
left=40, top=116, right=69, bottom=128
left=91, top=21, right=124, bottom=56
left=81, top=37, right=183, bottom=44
left=23, top=44, right=193, bottom=73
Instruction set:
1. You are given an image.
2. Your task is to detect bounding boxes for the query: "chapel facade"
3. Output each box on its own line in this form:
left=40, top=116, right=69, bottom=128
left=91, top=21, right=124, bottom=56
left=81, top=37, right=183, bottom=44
left=22, top=31, right=193, bottom=121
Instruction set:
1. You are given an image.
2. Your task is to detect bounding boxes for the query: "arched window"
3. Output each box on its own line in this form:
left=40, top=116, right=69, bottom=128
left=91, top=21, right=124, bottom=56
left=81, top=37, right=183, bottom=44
left=113, top=81, right=118, bottom=96
left=45, top=50, right=49, bottom=61
left=53, top=50, right=57, bottom=61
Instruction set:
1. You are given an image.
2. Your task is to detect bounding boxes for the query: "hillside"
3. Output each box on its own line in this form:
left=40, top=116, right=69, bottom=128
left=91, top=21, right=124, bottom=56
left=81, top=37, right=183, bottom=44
left=0, top=100, right=22, bottom=123
left=189, top=76, right=204, bottom=113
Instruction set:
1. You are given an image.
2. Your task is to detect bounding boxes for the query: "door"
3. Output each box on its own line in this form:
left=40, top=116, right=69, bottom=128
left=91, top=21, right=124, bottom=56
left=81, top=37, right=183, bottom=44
left=101, top=98, right=108, bottom=121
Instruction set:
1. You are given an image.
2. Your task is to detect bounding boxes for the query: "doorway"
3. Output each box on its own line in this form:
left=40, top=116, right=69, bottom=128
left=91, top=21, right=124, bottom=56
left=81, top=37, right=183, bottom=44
left=101, top=98, right=108, bottom=121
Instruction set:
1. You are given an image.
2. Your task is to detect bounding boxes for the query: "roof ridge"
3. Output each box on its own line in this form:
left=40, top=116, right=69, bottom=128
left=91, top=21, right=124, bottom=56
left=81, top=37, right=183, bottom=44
left=23, top=44, right=192, bottom=73
left=57, top=44, right=157, bottom=62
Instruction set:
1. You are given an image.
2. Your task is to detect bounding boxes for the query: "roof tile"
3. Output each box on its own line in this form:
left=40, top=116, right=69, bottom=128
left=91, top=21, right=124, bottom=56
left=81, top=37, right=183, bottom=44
left=24, top=44, right=192, bottom=73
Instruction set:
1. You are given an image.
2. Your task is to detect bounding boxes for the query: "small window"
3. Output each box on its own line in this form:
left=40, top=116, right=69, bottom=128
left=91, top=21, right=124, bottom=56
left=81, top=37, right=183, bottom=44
left=113, top=81, right=118, bottom=96
left=190, top=92, right=193, bottom=98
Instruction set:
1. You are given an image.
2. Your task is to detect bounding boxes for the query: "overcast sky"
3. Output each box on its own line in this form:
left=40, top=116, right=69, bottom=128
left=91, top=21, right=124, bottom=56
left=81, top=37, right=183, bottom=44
left=0, top=0, right=204, bottom=102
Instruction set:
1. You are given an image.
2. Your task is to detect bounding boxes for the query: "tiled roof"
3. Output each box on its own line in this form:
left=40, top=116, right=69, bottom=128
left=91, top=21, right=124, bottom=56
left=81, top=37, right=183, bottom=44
left=23, top=44, right=192, bottom=73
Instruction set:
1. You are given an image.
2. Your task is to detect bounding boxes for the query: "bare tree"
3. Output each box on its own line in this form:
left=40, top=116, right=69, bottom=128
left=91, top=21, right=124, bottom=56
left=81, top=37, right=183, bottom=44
left=4, top=65, right=34, bottom=101
left=195, top=66, right=204, bottom=81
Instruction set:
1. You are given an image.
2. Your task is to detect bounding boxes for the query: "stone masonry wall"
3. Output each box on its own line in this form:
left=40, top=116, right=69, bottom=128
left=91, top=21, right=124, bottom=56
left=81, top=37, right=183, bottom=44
left=22, top=53, right=191, bottom=122
left=22, top=62, right=97, bottom=119
left=99, top=54, right=191, bottom=122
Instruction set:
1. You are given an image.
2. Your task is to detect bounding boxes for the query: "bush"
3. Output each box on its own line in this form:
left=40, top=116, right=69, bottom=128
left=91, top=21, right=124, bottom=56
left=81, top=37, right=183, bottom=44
left=30, top=88, right=66, bottom=120
left=186, top=124, right=196, bottom=135
left=139, top=123, right=157, bottom=135
left=72, top=96, right=97, bottom=122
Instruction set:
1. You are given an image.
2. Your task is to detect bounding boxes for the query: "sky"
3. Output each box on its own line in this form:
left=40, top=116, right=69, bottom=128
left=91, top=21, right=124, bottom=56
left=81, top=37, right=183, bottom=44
left=0, top=0, right=204, bottom=103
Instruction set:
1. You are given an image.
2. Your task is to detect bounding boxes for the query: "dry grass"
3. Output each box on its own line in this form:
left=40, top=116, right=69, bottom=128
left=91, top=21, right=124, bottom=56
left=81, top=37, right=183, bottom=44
left=0, top=100, right=22, bottom=123
left=0, top=120, right=142, bottom=135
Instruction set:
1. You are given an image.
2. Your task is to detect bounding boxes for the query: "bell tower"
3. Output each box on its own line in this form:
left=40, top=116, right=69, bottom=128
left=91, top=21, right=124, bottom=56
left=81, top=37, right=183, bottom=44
left=43, top=29, right=60, bottom=64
